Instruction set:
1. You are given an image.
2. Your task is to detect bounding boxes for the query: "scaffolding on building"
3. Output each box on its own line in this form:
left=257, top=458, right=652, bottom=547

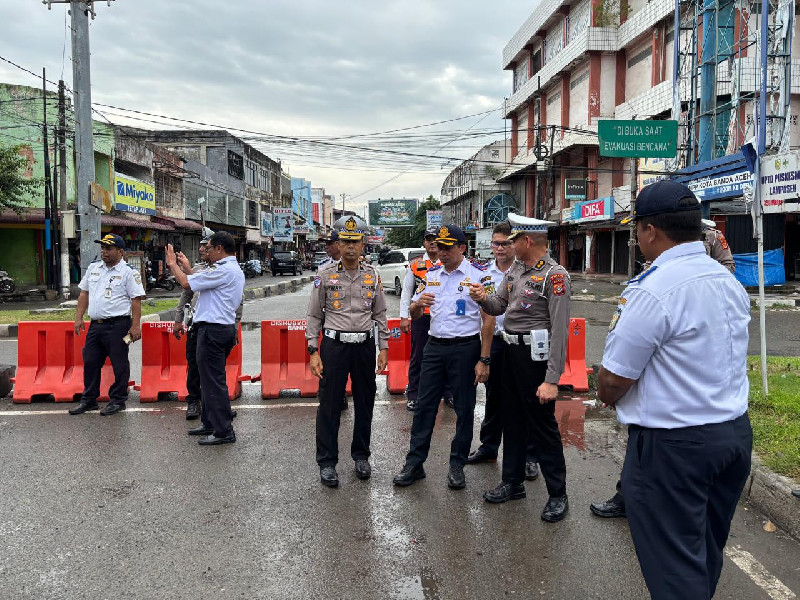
left=672, top=0, right=794, bottom=168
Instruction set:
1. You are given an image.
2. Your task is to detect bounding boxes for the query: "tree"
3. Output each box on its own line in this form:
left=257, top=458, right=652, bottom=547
left=0, top=144, right=39, bottom=212
left=386, top=195, right=441, bottom=247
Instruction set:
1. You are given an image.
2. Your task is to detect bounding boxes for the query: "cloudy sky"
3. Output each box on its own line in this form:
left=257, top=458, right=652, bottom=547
left=1, top=1, right=532, bottom=215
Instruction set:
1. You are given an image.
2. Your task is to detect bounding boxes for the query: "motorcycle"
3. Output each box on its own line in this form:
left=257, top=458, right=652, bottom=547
left=146, top=272, right=176, bottom=292
left=0, top=267, right=15, bottom=294
left=240, top=260, right=261, bottom=279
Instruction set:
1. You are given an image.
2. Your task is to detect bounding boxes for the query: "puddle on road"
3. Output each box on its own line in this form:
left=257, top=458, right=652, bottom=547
left=390, top=569, right=441, bottom=600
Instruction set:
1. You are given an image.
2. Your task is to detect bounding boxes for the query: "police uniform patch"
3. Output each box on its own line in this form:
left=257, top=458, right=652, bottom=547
left=133, top=273, right=142, bottom=285
left=534, top=260, right=545, bottom=270
left=550, top=273, right=566, bottom=296
left=314, top=276, right=321, bottom=288
left=480, top=275, right=492, bottom=283
left=609, top=307, right=622, bottom=331
left=618, top=297, right=627, bottom=305
left=332, top=300, right=341, bottom=309
left=333, top=291, right=340, bottom=299
left=718, top=233, right=729, bottom=250
left=520, top=300, right=532, bottom=309
left=415, top=282, right=426, bottom=294
left=530, top=275, right=544, bottom=283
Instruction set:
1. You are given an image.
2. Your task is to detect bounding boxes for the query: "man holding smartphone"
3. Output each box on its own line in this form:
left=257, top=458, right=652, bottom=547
left=69, top=234, right=146, bottom=416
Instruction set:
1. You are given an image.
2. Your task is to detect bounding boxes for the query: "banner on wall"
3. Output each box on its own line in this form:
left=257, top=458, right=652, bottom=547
left=426, top=210, right=442, bottom=229
left=272, top=208, right=293, bottom=242
left=368, top=199, right=418, bottom=227
left=760, top=151, right=800, bottom=214
left=260, top=211, right=273, bottom=237
left=114, top=174, right=156, bottom=215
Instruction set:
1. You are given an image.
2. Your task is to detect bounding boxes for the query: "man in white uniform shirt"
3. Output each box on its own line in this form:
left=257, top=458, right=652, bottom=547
left=598, top=180, right=752, bottom=599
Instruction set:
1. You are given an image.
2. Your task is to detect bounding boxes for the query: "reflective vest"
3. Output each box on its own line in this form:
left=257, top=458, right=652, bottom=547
left=411, top=257, right=435, bottom=316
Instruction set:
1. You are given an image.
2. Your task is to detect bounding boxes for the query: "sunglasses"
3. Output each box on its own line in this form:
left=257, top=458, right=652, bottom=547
left=491, top=241, right=513, bottom=248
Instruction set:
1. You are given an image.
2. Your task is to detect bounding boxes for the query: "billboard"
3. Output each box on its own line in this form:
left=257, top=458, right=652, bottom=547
left=272, top=207, right=293, bottom=242
left=426, top=210, right=442, bottom=230
left=368, top=199, right=417, bottom=227
left=114, top=174, right=156, bottom=215
left=260, top=211, right=273, bottom=237
left=761, top=151, right=800, bottom=214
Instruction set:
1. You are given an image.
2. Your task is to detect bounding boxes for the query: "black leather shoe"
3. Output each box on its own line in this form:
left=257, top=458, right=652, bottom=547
left=354, top=459, right=371, bottom=480
left=320, top=466, right=339, bottom=487
left=198, top=433, right=236, bottom=445
left=230, top=409, right=238, bottom=418
left=589, top=497, right=627, bottom=518
left=443, top=396, right=455, bottom=409
left=69, top=402, right=99, bottom=415
left=185, top=402, right=200, bottom=420
left=483, top=482, right=526, bottom=503
left=447, top=465, right=466, bottom=489
left=525, top=461, right=540, bottom=481
left=467, top=448, right=498, bottom=464
left=99, top=403, right=125, bottom=416
left=188, top=426, right=213, bottom=436
left=406, top=399, right=417, bottom=412
left=393, top=464, right=426, bottom=487
left=541, top=494, right=569, bottom=522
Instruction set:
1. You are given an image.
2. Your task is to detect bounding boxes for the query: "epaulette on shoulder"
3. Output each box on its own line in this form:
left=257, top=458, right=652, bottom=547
left=627, top=265, right=658, bottom=285
left=471, top=261, right=488, bottom=271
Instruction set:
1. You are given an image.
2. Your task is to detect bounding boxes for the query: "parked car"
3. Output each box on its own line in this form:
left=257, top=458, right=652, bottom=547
left=271, top=251, right=303, bottom=276
left=376, top=247, right=425, bottom=295
left=311, top=252, right=330, bottom=270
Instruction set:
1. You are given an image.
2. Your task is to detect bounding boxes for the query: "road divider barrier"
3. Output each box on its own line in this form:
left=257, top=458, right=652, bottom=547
left=135, top=322, right=244, bottom=402
left=253, top=320, right=319, bottom=398
left=557, top=317, right=591, bottom=392
left=386, top=318, right=410, bottom=394
left=11, top=321, right=128, bottom=403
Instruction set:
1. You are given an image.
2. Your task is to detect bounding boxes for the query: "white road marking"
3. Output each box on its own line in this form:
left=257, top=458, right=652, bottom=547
left=0, top=400, right=394, bottom=416
left=725, top=545, right=797, bottom=600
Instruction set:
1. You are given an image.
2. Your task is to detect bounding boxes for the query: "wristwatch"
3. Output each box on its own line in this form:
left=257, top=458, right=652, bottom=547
left=308, top=346, right=318, bottom=356
left=479, top=356, right=491, bottom=365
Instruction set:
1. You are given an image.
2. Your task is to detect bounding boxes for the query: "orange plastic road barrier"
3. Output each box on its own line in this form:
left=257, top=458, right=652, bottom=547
left=135, top=322, right=244, bottom=402
left=12, top=321, right=126, bottom=403
left=558, top=317, right=591, bottom=392
left=257, top=320, right=319, bottom=398
left=386, top=317, right=411, bottom=394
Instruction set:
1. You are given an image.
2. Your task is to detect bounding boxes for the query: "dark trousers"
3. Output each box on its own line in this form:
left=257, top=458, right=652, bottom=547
left=405, top=337, right=480, bottom=468
left=477, top=337, right=537, bottom=461
left=316, top=337, right=377, bottom=467
left=622, top=414, right=752, bottom=600
left=407, top=314, right=451, bottom=402
left=185, top=326, right=201, bottom=405
left=501, top=345, right=567, bottom=495
left=196, top=323, right=236, bottom=437
left=81, top=317, right=131, bottom=405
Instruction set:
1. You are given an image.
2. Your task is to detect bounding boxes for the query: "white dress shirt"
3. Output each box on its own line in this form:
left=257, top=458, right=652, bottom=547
left=188, top=255, right=245, bottom=325
left=78, top=259, right=145, bottom=320
left=602, top=241, right=750, bottom=429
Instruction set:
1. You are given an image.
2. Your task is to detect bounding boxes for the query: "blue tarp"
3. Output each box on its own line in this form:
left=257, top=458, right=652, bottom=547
left=733, top=249, right=786, bottom=286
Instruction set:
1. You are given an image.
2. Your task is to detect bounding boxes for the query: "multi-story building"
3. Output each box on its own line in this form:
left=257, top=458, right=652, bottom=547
left=500, top=0, right=800, bottom=278
left=440, top=141, right=513, bottom=229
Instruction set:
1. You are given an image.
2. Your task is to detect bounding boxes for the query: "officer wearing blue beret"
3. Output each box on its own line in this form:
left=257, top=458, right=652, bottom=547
left=597, top=180, right=752, bottom=598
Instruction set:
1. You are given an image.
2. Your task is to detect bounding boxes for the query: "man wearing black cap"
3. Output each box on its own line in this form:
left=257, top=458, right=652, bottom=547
left=70, top=234, right=146, bottom=416
left=316, top=232, right=341, bottom=272
left=597, top=180, right=752, bottom=598
left=393, top=225, right=493, bottom=491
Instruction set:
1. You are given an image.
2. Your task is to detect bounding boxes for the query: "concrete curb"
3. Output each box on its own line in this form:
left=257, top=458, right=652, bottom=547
left=0, top=275, right=314, bottom=337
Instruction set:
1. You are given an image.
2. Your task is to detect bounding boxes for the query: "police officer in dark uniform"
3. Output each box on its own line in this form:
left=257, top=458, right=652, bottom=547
left=70, top=234, right=146, bottom=416
left=173, top=234, right=243, bottom=421
left=393, top=225, right=493, bottom=490
left=165, top=232, right=244, bottom=445
left=470, top=214, right=571, bottom=522
left=306, top=216, right=390, bottom=487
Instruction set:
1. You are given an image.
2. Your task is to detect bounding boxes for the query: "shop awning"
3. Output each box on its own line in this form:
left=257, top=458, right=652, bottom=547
left=151, top=216, right=203, bottom=231
left=0, top=209, right=45, bottom=224
left=102, top=215, right=174, bottom=231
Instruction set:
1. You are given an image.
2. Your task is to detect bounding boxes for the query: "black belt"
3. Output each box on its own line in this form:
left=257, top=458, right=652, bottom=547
left=91, top=315, right=130, bottom=324
left=193, top=321, right=234, bottom=327
left=429, top=334, right=480, bottom=345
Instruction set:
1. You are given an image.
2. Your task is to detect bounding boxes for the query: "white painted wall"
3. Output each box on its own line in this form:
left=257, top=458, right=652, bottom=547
left=601, top=53, right=617, bottom=117
left=518, top=109, right=529, bottom=154
left=625, top=38, right=652, bottom=100
left=570, top=64, right=590, bottom=127
left=627, top=0, right=648, bottom=19
left=598, top=159, right=614, bottom=197
left=545, top=86, right=562, bottom=128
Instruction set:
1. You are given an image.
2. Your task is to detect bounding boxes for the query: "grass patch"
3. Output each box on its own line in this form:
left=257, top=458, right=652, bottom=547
left=0, top=299, right=178, bottom=325
left=747, top=356, right=800, bottom=480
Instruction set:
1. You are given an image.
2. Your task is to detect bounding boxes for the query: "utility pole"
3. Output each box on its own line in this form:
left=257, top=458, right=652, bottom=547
left=58, top=80, right=70, bottom=299
left=628, top=158, right=638, bottom=279
left=45, top=1, right=115, bottom=275
left=42, top=69, right=55, bottom=290
left=340, top=192, right=347, bottom=214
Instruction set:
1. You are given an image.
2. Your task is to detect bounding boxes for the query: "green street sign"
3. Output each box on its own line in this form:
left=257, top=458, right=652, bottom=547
left=598, top=119, right=678, bottom=158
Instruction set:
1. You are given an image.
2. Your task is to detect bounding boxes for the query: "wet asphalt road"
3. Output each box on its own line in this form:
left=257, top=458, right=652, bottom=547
left=0, top=284, right=799, bottom=599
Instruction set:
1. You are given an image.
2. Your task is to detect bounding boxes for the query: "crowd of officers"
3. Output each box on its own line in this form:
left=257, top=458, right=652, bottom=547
left=66, top=186, right=750, bottom=599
